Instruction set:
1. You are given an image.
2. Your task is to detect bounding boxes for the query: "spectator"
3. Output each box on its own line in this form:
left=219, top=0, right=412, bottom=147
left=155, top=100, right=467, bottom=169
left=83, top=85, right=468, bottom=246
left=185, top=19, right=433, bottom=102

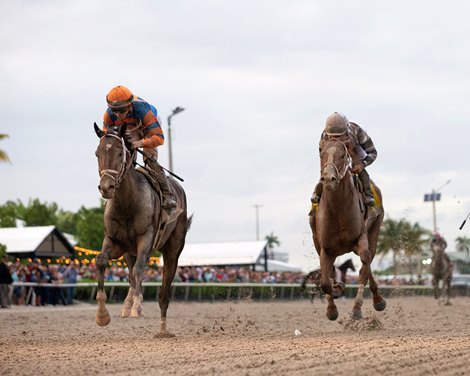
left=62, top=262, right=78, bottom=305
left=0, top=256, right=13, bottom=308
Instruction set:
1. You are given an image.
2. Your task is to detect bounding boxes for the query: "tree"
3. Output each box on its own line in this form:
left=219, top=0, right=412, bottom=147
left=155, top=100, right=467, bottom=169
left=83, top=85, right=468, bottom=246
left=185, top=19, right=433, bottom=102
left=75, top=202, right=105, bottom=250
left=0, top=200, right=19, bottom=227
left=265, top=232, right=281, bottom=260
left=377, top=218, right=408, bottom=277
left=0, top=134, right=10, bottom=163
left=455, top=236, right=470, bottom=258
left=401, top=222, right=432, bottom=276
left=16, top=198, right=59, bottom=226
left=265, top=232, right=280, bottom=249
left=56, top=210, right=79, bottom=235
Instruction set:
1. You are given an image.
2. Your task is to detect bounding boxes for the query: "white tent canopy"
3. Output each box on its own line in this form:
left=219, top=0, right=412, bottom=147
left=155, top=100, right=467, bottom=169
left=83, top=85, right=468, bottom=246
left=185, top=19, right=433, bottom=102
left=0, top=225, right=74, bottom=258
left=178, top=240, right=267, bottom=266
left=178, top=240, right=302, bottom=272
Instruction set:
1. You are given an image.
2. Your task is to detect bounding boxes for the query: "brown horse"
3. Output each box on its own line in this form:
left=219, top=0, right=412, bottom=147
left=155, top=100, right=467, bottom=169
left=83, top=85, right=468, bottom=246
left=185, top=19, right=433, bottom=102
left=309, top=138, right=386, bottom=320
left=431, top=238, right=453, bottom=305
left=301, top=258, right=356, bottom=302
left=93, top=123, right=192, bottom=337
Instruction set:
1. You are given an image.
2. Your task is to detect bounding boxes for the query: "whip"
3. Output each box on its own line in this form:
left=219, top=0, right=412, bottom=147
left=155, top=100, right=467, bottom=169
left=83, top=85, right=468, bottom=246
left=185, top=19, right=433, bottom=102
left=459, top=212, right=470, bottom=230
left=135, top=148, right=184, bottom=182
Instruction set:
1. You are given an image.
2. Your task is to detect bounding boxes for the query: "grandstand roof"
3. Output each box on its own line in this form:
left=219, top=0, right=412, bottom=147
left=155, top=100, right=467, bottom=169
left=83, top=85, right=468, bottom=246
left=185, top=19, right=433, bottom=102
left=178, top=240, right=267, bottom=266
left=0, top=225, right=74, bottom=258
left=178, top=240, right=303, bottom=272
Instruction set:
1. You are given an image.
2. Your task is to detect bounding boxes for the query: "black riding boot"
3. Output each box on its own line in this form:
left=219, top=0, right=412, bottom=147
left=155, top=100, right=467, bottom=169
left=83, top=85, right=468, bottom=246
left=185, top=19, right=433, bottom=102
left=146, top=159, right=177, bottom=212
left=358, top=169, right=375, bottom=207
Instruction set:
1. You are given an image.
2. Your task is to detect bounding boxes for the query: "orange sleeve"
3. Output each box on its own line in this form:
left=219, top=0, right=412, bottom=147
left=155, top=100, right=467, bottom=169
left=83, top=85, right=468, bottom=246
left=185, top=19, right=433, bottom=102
left=142, top=127, right=164, bottom=148
left=103, top=111, right=114, bottom=132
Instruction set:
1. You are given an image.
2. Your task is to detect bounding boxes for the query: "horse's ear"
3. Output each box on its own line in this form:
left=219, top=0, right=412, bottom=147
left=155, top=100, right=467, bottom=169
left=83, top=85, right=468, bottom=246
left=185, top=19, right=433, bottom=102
left=119, top=122, right=128, bottom=138
left=94, top=122, right=104, bottom=138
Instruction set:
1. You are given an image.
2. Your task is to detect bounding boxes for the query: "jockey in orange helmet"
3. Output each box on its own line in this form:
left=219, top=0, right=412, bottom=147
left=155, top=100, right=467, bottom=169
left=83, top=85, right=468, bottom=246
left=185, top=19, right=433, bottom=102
left=103, top=85, right=176, bottom=211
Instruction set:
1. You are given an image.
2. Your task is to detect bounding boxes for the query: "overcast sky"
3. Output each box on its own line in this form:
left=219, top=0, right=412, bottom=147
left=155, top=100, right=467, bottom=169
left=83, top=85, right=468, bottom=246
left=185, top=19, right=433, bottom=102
left=2, top=0, right=470, bottom=271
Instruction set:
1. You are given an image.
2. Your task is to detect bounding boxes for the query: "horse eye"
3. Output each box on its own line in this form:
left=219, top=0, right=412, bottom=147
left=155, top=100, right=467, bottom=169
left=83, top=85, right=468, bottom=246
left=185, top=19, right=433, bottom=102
left=118, top=152, right=122, bottom=158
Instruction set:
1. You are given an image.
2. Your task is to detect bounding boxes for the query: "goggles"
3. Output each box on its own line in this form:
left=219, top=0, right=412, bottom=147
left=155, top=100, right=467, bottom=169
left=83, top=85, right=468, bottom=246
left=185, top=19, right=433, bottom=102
left=111, top=106, right=131, bottom=114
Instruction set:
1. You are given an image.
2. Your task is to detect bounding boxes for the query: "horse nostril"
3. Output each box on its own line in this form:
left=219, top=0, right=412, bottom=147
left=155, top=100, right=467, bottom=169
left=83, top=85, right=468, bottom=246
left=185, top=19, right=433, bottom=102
left=320, top=177, right=325, bottom=182
left=331, top=176, right=337, bottom=182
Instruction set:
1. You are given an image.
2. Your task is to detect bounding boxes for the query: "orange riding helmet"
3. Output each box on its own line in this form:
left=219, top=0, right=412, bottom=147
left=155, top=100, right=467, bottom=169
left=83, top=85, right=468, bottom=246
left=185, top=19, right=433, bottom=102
left=106, top=85, right=134, bottom=109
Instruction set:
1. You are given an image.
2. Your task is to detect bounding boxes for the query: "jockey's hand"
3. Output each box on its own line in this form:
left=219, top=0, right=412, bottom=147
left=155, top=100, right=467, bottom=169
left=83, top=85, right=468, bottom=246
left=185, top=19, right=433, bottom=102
left=351, top=161, right=365, bottom=174
left=131, top=139, right=144, bottom=149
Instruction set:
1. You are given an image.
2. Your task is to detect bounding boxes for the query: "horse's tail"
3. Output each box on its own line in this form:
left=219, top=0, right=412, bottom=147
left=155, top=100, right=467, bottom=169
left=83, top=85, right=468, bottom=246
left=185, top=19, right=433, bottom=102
left=186, top=213, right=194, bottom=231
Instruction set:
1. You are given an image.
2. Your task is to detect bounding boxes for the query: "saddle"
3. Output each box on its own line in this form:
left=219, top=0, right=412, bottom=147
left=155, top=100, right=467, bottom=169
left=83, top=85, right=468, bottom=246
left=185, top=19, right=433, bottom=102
left=353, top=175, right=380, bottom=212
left=136, top=167, right=183, bottom=248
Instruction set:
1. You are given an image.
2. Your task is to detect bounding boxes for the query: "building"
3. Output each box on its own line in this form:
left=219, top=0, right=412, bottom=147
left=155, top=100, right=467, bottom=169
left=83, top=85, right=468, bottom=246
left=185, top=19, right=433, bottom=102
left=0, top=225, right=75, bottom=259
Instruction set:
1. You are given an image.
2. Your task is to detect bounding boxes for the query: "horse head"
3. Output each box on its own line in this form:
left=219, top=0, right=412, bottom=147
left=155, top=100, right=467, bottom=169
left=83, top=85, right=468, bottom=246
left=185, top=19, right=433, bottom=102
left=431, top=234, right=447, bottom=259
left=320, top=138, right=351, bottom=192
left=94, top=122, right=132, bottom=199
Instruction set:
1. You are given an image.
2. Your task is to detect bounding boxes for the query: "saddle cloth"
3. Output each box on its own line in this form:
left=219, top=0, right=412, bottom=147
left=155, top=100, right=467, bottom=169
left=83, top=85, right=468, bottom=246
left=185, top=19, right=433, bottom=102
left=137, top=167, right=183, bottom=231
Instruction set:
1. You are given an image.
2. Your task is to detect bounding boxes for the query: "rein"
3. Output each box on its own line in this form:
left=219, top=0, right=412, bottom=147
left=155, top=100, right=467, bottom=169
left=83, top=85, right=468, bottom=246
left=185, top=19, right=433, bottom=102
left=98, top=134, right=133, bottom=190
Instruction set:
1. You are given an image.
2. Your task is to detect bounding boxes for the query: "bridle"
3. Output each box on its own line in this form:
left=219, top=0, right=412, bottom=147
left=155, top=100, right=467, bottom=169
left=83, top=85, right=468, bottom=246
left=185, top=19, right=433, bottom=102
left=321, top=139, right=351, bottom=182
left=98, top=134, right=133, bottom=190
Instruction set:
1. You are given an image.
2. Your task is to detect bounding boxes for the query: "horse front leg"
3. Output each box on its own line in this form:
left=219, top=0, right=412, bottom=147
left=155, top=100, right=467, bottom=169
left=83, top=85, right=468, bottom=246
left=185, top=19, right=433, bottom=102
left=445, top=275, right=452, bottom=305
left=320, top=250, right=339, bottom=320
left=121, top=254, right=137, bottom=318
left=432, top=276, right=439, bottom=299
left=95, top=237, right=123, bottom=326
left=351, top=233, right=370, bottom=320
left=130, top=234, right=153, bottom=318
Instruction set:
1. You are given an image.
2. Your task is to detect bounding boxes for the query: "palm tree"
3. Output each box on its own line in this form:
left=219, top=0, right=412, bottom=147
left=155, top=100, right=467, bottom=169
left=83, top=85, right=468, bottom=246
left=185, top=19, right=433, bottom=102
left=377, top=218, right=408, bottom=277
left=401, top=222, right=432, bottom=277
left=455, top=236, right=470, bottom=258
left=0, top=134, right=10, bottom=163
left=265, top=232, right=280, bottom=259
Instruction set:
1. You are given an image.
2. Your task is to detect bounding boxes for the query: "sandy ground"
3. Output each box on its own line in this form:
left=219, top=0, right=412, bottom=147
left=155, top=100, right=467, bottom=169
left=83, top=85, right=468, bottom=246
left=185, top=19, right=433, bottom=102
left=1, top=296, right=470, bottom=376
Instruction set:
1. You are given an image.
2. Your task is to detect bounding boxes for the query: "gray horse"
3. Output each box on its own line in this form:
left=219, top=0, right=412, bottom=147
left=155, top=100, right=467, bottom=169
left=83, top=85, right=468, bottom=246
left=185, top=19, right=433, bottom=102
left=94, top=122, right=192, bottom=337
left=431, top=235, right=453, bottom=305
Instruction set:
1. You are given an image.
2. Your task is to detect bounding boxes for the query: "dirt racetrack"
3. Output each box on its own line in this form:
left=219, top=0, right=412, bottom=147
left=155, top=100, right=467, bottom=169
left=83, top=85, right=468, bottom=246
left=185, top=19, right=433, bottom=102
left=1, top=296, right=470, bottom=376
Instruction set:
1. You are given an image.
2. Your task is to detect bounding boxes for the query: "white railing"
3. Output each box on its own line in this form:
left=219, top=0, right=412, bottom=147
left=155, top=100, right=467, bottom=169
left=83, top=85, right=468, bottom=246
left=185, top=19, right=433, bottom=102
left=9, top=281, right=440, bottom=305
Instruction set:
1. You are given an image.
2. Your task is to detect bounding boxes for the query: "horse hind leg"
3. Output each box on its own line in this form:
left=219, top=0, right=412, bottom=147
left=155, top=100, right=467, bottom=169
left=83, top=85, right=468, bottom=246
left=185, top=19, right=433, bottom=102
left=351, top=234, right=370, bottom=320
left=156, top=230, right=187, bottom=338
left=369, top=270, right=386, bottom=312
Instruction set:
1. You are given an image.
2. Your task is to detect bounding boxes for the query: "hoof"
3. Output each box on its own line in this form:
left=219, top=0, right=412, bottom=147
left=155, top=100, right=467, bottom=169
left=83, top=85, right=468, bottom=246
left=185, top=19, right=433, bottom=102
left=154, top=331, right=176, bottom=338
left=326, top=310, right=339, bottom=321
left=130, top=307, right=143, bottom=318
left=96, top=313, right=111, bottom=326
left=332, top=283, right=345, bottom=299
left=373, top=299, right=387, bottom=312
left=351, top=310, right=362, bottom=320
left=121, top=309, right=130, bottom=318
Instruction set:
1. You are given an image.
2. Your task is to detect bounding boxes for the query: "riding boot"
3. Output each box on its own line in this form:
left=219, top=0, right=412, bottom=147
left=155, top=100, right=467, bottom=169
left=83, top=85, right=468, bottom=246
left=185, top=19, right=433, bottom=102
left=358, top=169, right=375, bottom=207
left=145, top=157, right=177, bottom=212
left=311, top=182, right=323, bottom=204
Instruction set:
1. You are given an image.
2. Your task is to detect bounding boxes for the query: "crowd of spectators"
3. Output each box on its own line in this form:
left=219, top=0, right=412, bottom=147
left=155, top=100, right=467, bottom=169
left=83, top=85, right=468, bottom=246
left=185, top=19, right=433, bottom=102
left=2, top=257, right=432, bottom=307
left=2, top=258, right=306, bottom=306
